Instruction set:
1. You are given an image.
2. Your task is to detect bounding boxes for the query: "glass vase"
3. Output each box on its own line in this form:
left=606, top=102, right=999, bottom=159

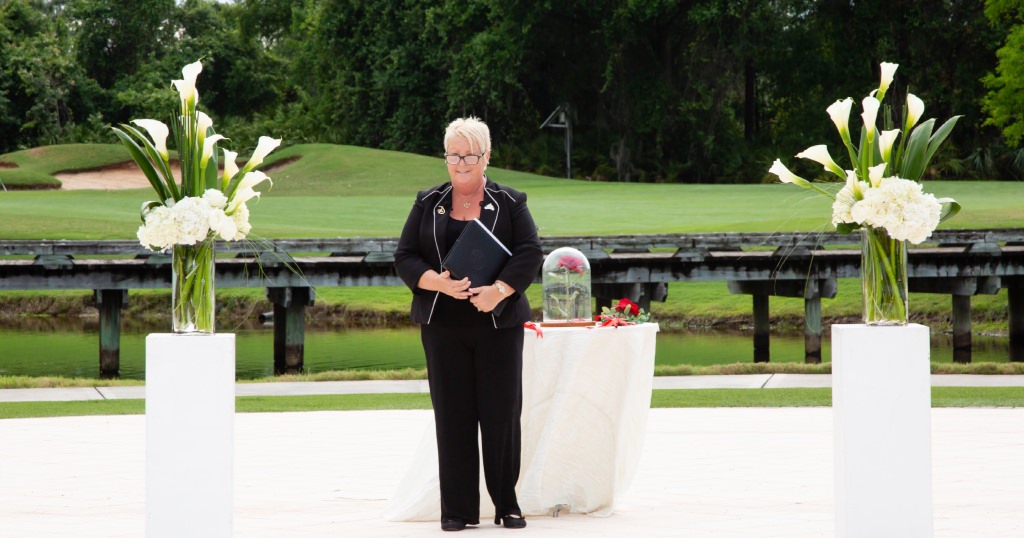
left=861, top=226, right=908, bottom=325
left=541, top=247, right=592, bottom=321
left=171, top=237, right=216, bottom=333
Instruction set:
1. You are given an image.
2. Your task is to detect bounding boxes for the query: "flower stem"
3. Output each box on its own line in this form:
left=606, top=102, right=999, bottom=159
left=172, top=237, right=216, bottom=333
left=862, top=227, right=907, bottom=324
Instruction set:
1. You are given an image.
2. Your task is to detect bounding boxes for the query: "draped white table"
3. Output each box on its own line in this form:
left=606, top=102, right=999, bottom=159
left=384, top=322, right=659, bottom=521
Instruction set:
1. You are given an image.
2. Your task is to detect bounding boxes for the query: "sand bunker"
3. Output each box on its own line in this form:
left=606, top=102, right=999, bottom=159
left=54, top=158, right=294, bottom=190
left=55, top=162, right=174, bottom=191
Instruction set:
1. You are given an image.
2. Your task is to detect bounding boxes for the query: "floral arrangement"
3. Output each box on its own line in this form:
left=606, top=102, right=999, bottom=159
left=595, top=298, right=651, bottom=327
left=112, top=60, right=281, bottom=250
left=111, top=59, right=281, bottom=332
left=768, top=62, right=963, bottom=324
left=768, top=61, right=960, bottom=243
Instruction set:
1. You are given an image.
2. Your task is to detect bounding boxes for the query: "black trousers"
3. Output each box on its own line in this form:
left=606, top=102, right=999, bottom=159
left=421, top=324, right=524, bottom=523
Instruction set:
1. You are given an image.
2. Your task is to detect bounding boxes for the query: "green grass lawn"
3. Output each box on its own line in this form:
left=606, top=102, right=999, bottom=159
left=2, top=387, right=1021, bottom=419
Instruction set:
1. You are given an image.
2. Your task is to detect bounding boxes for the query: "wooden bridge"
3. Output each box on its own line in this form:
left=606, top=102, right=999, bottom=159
left=2, top=229, right=1023, bottom=377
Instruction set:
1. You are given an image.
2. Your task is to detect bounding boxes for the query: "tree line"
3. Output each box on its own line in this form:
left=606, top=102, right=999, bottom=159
left=2, top=0, right=1023, bottom=183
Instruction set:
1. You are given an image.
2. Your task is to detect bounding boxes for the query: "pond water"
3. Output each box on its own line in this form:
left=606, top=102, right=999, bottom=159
left=0, top=320, right=1015, bottom=380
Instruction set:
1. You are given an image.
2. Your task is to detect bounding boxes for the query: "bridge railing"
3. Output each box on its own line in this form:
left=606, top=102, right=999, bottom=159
left=2, top=229, right=1023, bottom=376
left=2, top=228, right=1022, bottom=258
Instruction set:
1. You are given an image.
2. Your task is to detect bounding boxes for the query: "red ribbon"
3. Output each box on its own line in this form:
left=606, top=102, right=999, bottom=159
left=594, top=314, right=636, bottom=328
left=524, top=321, right=544, bottom=338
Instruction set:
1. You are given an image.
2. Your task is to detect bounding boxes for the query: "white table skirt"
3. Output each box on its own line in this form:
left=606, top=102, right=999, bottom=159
left=384, top=322, right=659, bottom=521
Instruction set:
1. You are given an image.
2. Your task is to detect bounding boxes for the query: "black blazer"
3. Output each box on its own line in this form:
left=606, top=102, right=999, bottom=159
left=395, top=178, right=543, bottom=328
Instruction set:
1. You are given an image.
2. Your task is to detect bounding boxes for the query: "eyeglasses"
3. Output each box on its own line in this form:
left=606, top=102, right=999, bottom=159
left=443, top=152, right=485, bottom=165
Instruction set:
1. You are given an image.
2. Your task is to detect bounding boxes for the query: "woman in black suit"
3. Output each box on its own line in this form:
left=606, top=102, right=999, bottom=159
left=395, top=117, right=543, bottom=532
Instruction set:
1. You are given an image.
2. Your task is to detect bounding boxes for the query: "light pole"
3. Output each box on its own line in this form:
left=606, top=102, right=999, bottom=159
left=540, top=103, right=572, bottom=179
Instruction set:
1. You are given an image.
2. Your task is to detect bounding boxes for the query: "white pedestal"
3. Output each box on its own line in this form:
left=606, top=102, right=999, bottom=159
left=146, top=334, right=235, bottom=538
left=832, top=324, right=932, bottom=538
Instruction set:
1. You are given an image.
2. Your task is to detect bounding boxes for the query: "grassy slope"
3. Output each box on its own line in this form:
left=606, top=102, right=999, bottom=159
left=2, top=143, right=1023, bottom=239
left=0, top=144, right=131, bottom=189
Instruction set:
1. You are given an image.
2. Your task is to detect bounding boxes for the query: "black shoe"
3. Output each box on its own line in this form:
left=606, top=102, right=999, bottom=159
left=494, top=514, right=527, bottom=529
left=441, top=518, right=467, bottom=531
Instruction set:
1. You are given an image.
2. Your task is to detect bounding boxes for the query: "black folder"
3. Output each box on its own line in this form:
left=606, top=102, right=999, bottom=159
left=442, top=218, right=512, bottom=285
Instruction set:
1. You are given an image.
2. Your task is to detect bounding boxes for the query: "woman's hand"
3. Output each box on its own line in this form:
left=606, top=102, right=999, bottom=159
left=469, top=281, right=512, bottom=313
left=419, top=269, right=473, bottom=299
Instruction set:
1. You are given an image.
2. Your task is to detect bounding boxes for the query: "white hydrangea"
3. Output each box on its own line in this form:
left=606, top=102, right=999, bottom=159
left=208, top=208, right=239, bottom=241
left=848, top=177, right=942, bottom=244
left=137, top=205, right=178, bottom=249
left=202, top=188, right=228, bottom=210
left=137, top=191, right=257, bottom=250
left=832, top=173, right=868, bottom=226
left=231, top=203, right=252, bottom=238
left=171, top=196, right=216, bottom=245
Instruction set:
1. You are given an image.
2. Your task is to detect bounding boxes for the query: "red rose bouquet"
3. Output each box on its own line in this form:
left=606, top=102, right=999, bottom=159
left=595, top=297, right=651, bottom=326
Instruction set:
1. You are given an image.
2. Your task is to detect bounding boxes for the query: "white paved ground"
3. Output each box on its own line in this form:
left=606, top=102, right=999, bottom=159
left=1, top=407, right=1022, bottom=537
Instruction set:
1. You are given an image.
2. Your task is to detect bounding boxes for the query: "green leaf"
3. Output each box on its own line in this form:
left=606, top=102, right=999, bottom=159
left=923, top=116, right=962, bottom=172
left=119, top=124, right=180, bottom=201
left=835, top=222, right=860, bottom=234
left=856, top=127, right=869, bottom=179
left=938, top=199, right=962, bottom=223
left=899, top=119, right=936, bottom=180
left=110, top=126, right=170, bottom=201
left=204, top=137, right=221, bottom=192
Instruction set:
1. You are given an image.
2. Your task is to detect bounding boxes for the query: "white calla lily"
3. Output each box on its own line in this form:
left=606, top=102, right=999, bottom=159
left=796, top=145, right=845, bottom=178
left=222, top=149, right=239, bottom=190
left=861, top=96, right=880, bottom=138
left=197, top=110, right=213, bottom=131
left=238, top=170, right=271, bottom=191
left=879, top=129, right=900, bottom=163
left=878, top=62, right=898, bottom=101
left=868, top=163, right=887, bottom=187
left=229, top=188, right=257, bottom=212
left=769, top=159, right=808, bottom=186
left=769, top=159, right=833, bottom=198
left=197, top=111, right=213, bottom=142
left=242, top=136, right=283, bottom=173
left=846, top=173, right=865, bottom=199
left=200, top=134, right=225, bottom=170
left=827, top=98, right=854, bottom=144
left=906, top=93, right=925, bottom=132
left=131, top=119, right=170, bottom=161
left=228, top=171, right=272, bottom=212
left=172, top=60, right=203, bottom=108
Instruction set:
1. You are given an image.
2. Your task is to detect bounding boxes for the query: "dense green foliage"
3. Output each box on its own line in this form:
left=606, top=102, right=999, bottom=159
left=982, top=0, right=1024, bottom=164
left=0, top=0, right=1023, bottom=182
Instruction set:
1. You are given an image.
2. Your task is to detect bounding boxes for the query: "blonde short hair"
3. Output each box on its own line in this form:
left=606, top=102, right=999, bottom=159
left=444, top=116, right=491, bottom=154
